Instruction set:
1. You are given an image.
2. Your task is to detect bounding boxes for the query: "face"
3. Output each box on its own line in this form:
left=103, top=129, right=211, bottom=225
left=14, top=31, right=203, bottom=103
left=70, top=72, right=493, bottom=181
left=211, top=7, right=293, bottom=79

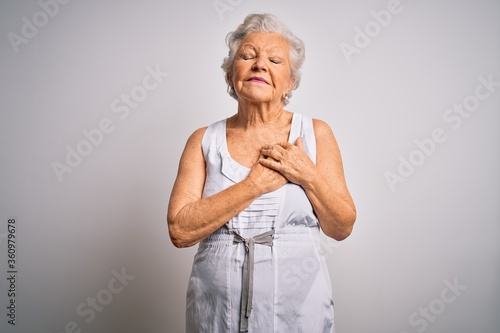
left=228, top=32, right=295, bottom=105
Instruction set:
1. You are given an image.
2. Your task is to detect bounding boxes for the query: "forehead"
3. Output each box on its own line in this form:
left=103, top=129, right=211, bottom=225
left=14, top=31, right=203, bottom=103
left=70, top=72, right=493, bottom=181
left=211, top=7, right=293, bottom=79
left=238, top=32, right=290, bottom=54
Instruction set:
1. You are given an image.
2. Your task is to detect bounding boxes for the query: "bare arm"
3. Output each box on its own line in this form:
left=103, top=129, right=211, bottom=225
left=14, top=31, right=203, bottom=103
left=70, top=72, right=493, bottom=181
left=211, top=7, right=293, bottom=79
left=303, top=119, right=356, bottom=240
left=167, top=127, right=287, bottom=248
left=259, top=119, right=356, bottom=240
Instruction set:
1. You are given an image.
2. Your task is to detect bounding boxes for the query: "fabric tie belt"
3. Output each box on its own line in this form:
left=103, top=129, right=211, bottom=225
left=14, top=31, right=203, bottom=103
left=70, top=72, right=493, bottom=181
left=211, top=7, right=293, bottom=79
left=233, top=229, right=275, bottom=333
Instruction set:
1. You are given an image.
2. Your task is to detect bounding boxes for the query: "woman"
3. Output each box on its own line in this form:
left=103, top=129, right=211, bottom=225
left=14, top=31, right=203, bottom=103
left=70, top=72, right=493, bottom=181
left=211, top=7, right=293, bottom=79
left=168, top=13, right=356, bottom=333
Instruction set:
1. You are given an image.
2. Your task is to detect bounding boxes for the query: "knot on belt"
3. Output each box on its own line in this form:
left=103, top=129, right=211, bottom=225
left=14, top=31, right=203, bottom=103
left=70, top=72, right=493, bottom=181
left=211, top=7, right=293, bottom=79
left=233, top=229, right=274, bottom=333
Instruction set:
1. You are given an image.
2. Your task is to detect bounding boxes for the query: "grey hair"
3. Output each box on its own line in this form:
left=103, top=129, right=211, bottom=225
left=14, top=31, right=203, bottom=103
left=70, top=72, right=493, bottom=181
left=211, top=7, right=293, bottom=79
left=221, top=13, right=305, bottom=106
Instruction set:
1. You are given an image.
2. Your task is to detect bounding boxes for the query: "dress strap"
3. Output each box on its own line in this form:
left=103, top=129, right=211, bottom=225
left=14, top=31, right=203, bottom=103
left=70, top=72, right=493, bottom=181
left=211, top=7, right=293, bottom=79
left=287, top=113, right=316, bottom=164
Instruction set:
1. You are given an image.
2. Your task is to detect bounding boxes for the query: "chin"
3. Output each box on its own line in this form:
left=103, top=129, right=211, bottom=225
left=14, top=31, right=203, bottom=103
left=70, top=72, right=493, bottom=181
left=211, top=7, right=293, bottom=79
left=239, top=93, right=274, bottom=104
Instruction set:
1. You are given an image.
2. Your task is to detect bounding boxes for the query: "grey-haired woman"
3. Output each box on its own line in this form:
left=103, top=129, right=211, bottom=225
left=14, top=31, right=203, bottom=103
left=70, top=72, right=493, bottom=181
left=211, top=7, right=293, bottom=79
left=168, top=13, right=356, bottom=333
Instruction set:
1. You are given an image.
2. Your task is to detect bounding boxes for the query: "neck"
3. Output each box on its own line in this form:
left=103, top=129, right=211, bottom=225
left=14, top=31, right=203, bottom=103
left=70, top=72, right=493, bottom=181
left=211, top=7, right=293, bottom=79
left=233, top=99, right=287, bottom=128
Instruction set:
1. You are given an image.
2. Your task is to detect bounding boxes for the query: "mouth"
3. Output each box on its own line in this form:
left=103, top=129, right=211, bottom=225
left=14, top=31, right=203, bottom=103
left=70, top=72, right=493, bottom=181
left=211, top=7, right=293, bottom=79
left=247, top=77, right=269, bottom=84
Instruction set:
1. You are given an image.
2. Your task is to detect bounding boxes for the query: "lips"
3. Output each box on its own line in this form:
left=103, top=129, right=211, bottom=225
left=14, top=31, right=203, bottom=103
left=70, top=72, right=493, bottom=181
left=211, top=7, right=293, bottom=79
left=247, top=77, right=269, bottom=84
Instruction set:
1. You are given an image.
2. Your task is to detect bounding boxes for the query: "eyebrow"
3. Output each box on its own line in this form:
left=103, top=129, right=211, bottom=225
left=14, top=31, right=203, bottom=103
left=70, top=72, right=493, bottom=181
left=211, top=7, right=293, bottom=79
left=239, top=44, right=287, bottom=54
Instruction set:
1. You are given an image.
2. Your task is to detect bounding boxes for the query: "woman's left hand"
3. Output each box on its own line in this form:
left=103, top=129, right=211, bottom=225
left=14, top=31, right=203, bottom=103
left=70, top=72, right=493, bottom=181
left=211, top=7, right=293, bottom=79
left=259, top=137, right=316, bottom=187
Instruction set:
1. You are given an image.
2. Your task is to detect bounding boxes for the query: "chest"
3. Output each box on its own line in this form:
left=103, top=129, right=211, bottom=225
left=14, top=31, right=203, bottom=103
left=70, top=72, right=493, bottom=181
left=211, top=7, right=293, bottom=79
left=226, top=129, right=290, bottom=168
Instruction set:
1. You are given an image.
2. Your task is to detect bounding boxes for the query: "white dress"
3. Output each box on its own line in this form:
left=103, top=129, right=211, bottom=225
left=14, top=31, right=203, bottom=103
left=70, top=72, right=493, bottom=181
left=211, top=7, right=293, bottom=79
left=186, top=113, right=335, bottom=333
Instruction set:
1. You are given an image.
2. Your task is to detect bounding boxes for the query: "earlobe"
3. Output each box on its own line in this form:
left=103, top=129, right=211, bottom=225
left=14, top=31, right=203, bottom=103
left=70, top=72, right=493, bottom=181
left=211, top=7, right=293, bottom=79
left=227, top=73, right=236, bottom=96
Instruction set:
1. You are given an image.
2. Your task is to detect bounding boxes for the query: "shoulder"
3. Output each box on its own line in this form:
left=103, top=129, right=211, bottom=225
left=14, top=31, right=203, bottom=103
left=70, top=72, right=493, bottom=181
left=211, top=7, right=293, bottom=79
left=294, top=113, right=332, bottom=135
left=186, top=118, right=227, bottom=143
left=312, top=118, right=334, bottom=137
left=183, top=117, right=227, bottom=156
left=185, top=126, right=208, bottom=149
left=311, top=118, right=338, bottom=144
left=177, top=127, right=207, bottom=165
left=311, top=118, right=341, bottom=156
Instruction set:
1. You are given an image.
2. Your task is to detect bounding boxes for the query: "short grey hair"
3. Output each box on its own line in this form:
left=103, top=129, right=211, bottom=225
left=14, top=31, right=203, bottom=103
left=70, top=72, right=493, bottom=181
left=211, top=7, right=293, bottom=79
left=221, top=13, right=306, bottom=105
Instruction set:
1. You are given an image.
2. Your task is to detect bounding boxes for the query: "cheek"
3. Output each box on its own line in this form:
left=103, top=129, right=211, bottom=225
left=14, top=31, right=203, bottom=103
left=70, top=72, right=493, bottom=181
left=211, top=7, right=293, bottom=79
left=275, top=72, right=291, bottom=89
left=230, top=65, right=245, bottom=85
left=232, top=69, right=247, bottom=85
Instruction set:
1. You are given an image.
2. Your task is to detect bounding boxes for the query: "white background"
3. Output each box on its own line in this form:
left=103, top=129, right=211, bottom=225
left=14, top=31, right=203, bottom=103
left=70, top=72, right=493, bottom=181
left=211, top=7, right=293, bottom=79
left=1, top=0, right=499, bottom=332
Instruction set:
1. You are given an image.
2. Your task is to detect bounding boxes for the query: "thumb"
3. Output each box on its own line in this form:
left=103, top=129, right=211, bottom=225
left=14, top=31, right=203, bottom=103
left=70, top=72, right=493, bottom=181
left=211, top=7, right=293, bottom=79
left=294, top=136, right=305, bottom=149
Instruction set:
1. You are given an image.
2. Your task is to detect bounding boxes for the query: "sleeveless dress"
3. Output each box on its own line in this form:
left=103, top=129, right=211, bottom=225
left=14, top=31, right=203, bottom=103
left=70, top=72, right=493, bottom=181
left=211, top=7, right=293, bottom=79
left=186, top=113, right=335, bottom=333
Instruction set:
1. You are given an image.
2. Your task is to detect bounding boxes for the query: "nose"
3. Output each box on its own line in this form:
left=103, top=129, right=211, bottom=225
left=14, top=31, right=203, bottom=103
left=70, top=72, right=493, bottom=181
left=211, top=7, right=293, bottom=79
left=251, top=55, right=267, bottom=71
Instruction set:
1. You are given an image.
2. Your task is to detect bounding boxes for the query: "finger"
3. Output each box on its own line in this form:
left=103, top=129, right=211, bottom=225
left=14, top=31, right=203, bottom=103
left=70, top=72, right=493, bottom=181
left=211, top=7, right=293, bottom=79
left=294, top=136, right=304, bottom=150
left=277, top=142, right=293, bottom=149
left=261, top=144, right=285, bottom=160
left=262, top=142, right=291, bottom=154
left=259, top=156, right=281, bottom=170
left=261, top=149, right=281, bottom=162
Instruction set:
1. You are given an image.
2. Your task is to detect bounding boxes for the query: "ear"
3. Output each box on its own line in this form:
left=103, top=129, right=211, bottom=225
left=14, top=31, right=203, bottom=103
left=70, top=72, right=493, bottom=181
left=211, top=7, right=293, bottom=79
left=226, top=72, right=233, bottom=87
left=287, top=77, right=296, bottom=93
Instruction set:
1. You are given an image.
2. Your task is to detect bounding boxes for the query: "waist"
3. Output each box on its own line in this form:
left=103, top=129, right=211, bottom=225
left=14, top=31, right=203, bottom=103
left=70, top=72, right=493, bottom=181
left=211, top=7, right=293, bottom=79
left=200, top=226, right=320, bottom=247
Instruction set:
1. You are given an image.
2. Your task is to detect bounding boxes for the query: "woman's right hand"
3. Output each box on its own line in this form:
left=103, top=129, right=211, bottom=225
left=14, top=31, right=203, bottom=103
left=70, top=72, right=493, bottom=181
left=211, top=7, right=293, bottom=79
left=169, top=129, right=282, bottom=247
left=247, top=155, right=288, bottom=194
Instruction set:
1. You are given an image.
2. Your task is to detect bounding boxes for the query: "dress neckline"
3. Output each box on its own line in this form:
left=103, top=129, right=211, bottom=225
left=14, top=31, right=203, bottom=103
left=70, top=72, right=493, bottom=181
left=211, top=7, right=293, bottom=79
left=222, top=112, right=298, bottom=170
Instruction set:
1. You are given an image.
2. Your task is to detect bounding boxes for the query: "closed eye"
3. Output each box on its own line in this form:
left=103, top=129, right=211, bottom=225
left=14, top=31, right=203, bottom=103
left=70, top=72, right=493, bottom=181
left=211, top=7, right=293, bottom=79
left=240, top=53, right=255, bottom=60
